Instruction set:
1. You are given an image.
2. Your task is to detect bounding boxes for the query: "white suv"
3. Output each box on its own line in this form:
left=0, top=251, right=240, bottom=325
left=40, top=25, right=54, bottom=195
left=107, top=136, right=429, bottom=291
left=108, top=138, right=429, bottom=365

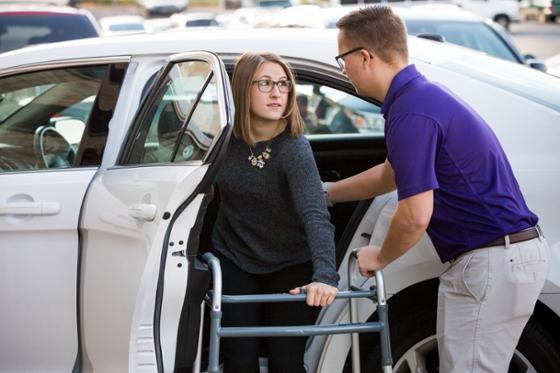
left=331, top=0, right=520, bottom=29
left=455, top=0, right=520, bottom=29
left=1, top=29, right=559, bottom=372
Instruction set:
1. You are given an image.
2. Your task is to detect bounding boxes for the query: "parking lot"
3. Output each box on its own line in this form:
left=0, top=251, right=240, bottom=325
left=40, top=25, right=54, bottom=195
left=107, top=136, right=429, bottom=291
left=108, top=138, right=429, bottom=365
left=81, top=2, right=560, bottom=66
left=510, top=20, right=560, bottom=58
left=1, top=3, right=560, bottom=373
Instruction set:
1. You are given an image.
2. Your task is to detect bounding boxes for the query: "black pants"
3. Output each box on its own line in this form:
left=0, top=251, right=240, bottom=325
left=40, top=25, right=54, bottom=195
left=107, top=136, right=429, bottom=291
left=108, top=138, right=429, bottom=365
left=214, top=251, right=318, bottom=373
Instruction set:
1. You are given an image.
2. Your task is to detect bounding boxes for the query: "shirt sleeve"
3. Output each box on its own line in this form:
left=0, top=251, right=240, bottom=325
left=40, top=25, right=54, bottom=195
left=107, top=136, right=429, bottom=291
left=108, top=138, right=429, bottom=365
left=386, top=113, right=441, bottom=200
left=283, top=137, right=339, bottom=287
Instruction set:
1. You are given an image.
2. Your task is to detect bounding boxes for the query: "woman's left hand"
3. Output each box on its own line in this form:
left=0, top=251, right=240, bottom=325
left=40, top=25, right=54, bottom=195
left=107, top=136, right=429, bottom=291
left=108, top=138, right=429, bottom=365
left=289, top=282, right=338, bottom=307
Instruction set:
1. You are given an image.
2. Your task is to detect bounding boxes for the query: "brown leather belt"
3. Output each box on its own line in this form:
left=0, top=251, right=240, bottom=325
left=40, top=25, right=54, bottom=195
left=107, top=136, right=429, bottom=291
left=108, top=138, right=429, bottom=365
left=480, top=226, right=540, bottom=248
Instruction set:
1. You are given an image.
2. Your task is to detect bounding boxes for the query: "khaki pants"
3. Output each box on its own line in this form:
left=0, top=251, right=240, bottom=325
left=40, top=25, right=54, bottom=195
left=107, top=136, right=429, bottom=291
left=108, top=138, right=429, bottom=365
left=437, top=235, right=550, bottom=373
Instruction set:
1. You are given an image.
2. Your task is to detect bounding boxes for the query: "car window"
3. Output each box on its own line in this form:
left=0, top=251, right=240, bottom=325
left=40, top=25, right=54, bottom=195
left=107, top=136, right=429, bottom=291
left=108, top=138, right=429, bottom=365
left=405, top=20, right=519, bottom=63
left=296, top=82, right=384, bottom=136
left=0, top=65, right=120, bottom=172
left=126, top=60, right=222, bottom=165
left=186, top=19, right=219, bottom=27
left=0, top=14, right=99, bottom=53
left=109, top=23, right=145, bottom=32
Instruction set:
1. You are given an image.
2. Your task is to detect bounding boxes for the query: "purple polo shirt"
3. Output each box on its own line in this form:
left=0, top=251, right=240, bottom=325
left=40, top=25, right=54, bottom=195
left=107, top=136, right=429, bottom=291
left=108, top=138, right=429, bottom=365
left=381, top=64, right=538, bottom=262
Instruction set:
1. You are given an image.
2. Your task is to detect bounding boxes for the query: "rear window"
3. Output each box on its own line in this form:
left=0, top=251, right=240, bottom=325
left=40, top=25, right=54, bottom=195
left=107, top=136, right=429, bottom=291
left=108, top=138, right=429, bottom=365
left=0, top=14, right=99, bottom=53
left=405, top=20, right=520, bottom=63
left=109, top=23, right=145, bottom=32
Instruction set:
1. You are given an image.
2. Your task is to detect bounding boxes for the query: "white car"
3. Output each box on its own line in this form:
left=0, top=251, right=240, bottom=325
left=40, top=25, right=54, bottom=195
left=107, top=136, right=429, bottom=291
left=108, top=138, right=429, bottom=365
left=168, top=12, right=220, bottom=29
left=1, top=29, right=559, bottom=373
left=99, top=15, right=148, bottom=36
left=454, top=0, right=520, bottom=29
left=330, top=0, right=520, bottom=29
left=137, top=0, right=188, bottom=16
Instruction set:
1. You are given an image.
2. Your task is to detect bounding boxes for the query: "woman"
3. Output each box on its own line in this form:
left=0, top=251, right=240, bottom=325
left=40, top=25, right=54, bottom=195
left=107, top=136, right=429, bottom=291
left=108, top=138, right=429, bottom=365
left=210, top=51, right=339, bottom=373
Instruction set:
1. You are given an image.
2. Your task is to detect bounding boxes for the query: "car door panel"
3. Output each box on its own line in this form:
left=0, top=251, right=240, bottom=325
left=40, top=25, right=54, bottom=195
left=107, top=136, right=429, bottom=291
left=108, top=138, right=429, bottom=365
left=0, top=61, right=125, bottom=372
left=0, top=169, right=96, bottom=372
left=80, top=165, right=207, bottom=372
left=78, top=51, right=232, bottom=373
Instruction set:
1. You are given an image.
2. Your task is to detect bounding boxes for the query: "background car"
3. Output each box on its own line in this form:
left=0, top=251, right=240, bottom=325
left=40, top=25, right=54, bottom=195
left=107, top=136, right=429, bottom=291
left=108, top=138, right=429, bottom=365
left=1, top=29, right=559, bottom=373
left=169, top=12, right=220, bottom=29
left=547, top=0, right=560, bottom=21
left=99, top=15, right=148, bottom=36
left=454, top=0, right=520, bottom=29
left=137, top=0, right=188, bottom=16
left=323, top=5, right=547, bottom=71
left=332, top=0, right=520, bottom=29
left=0, top=4, right=100, bottom=53
left=225, top=0, right=297, bottom=10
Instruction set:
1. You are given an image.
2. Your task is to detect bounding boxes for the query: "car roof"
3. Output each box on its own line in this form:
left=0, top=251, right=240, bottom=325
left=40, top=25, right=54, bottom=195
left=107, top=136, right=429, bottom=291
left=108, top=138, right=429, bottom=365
left=1, top=27, right=558, bottom=113
left=0, top=27, right=480, bottom=69
left=0, top=3, right=89, bottom=15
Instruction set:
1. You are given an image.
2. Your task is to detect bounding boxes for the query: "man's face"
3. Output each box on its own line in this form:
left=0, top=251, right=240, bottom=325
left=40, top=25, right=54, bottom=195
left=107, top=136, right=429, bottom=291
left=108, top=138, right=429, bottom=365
left=337, top=31, right=365, bottom=95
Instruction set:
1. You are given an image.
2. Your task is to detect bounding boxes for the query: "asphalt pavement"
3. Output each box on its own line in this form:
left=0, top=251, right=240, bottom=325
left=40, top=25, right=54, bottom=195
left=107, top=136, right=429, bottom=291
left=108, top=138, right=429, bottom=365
left=510, top=21, right=560, bottom=60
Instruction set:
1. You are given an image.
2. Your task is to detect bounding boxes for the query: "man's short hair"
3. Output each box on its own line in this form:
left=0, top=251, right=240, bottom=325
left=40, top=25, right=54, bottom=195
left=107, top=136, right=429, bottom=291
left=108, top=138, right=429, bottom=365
left=336, top=6, right=408, bottom=65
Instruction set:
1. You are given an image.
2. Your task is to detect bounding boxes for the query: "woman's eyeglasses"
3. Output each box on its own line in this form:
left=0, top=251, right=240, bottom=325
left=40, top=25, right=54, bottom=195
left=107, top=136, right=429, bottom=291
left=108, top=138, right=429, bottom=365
left=252, top=79, right=293, bottom=93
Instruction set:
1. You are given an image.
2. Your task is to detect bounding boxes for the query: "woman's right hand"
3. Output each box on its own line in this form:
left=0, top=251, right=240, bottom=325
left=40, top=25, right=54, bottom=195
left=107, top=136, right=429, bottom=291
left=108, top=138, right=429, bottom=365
left=289, top=282, right=338, bottom=307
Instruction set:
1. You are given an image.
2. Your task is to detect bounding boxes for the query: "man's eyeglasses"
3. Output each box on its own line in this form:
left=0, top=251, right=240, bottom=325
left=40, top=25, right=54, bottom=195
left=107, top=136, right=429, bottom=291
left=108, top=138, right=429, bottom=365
left=334, top=47, right=366, bottom=71
left=252, top=79, right=293, bottom=93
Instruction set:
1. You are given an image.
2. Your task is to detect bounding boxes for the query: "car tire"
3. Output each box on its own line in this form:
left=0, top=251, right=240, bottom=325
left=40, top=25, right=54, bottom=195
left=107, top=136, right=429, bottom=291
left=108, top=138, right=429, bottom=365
left=343, top=286, right=560, bottom=373
left=494, top=14, right=511, bottom=30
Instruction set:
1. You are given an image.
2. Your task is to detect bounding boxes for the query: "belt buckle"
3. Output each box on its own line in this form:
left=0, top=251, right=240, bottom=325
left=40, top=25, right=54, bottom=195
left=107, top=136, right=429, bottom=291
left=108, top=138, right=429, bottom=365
left=536, top=225, right=543, bottom=237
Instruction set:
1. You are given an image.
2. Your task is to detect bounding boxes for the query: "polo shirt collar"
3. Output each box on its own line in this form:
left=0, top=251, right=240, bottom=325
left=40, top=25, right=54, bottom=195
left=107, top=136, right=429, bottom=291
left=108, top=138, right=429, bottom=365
left=381, top=64, right=421, bottom=116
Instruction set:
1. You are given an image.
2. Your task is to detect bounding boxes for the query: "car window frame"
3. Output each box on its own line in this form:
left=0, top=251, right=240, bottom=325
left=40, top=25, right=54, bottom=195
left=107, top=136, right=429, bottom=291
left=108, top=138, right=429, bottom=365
left=286, top=59, right=385, bottom=139
left=118, top=52, right=232, bottom=167
left=0, top=57, right=130, bottom=174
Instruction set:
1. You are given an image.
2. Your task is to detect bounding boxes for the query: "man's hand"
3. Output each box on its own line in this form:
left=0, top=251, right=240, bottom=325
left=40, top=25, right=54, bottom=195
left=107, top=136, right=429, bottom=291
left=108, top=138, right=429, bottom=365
left=289, top=282, right=338, bottom=307
left=356, top=245, right=386, bottom=277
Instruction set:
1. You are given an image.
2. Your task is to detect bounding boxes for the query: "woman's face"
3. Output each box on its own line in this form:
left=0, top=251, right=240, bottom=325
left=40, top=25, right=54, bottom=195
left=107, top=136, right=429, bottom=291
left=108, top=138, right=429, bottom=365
left=249, top=61, right=290, bottom=124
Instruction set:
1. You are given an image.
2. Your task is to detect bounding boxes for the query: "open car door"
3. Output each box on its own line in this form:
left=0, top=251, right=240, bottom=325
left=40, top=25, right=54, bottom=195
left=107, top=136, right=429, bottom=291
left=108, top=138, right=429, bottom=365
left=78, top=51, right=232, bottom=373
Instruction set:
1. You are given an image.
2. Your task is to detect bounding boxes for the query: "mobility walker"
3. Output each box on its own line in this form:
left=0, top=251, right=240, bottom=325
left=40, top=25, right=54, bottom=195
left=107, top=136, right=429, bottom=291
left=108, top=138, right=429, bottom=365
left=201, top=250, right=393, bottom=373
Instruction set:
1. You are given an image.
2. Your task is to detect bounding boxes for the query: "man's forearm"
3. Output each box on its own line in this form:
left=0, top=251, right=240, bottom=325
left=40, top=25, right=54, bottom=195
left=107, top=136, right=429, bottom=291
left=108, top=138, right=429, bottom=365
left=328, top=162, right=396, bottom=204
left=377, top=191, right=433, bottom=266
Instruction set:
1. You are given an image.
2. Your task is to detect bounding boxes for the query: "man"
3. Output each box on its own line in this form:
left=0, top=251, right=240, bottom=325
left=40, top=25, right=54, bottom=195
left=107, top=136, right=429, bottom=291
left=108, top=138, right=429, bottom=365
left=327, top=6, right=550, bottom=372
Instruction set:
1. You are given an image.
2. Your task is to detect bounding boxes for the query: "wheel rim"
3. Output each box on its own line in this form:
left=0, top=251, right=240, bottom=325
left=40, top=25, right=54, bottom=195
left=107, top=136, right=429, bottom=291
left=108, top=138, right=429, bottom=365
left=393, top=335, right=538, bottom=373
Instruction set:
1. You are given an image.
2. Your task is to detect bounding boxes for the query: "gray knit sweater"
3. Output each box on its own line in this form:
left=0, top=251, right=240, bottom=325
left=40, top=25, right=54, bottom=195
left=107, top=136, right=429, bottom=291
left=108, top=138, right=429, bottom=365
left=211, top=130, right=339, bottom=287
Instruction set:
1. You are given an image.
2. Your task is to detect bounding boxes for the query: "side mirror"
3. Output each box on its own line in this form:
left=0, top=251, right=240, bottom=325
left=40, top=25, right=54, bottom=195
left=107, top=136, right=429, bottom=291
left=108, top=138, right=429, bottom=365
left=524, top=54, right=548, bottom=72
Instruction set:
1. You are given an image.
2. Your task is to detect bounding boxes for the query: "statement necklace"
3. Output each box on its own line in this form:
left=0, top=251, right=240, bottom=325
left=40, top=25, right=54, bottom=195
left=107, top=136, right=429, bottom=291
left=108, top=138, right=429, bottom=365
left=248, top=142, right=272, bottom=169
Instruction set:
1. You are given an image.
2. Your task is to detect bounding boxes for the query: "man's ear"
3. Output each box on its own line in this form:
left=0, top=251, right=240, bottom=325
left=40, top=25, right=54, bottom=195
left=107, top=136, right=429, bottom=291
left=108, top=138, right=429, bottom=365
left=361, top=49, right=375, bottom=70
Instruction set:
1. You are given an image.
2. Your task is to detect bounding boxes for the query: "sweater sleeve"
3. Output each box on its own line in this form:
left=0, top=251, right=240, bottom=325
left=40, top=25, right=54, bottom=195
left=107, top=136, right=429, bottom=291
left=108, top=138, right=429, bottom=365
left=283, top=137, right=339, bottom=287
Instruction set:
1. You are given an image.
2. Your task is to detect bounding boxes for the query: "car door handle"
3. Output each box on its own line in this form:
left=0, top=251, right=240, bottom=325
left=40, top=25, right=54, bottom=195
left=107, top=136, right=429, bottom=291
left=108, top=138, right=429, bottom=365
left=0, top=202, right=61, bottom=216
left=128, top=203, right=157, bottom=221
